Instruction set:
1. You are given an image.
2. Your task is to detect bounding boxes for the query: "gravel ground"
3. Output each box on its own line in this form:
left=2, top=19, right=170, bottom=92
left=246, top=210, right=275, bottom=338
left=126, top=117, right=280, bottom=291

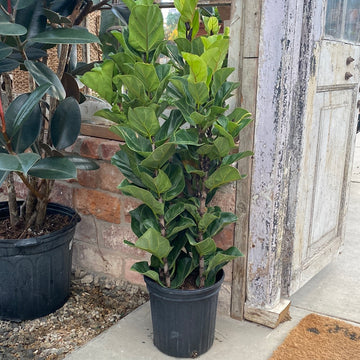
left=0, top=270, right=149, bottom=360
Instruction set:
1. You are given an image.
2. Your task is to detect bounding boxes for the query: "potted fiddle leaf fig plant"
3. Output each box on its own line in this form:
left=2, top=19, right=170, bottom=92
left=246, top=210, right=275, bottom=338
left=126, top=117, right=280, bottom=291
left=81, top=0, right=252, bottom=357
left=0, top=0, right=111, bottom=321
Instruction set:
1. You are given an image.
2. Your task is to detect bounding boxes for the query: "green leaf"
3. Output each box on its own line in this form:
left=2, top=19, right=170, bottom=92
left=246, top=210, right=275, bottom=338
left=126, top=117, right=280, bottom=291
left=188, top=81, right=209, bottom=105
left=199, top=213, right=218, bottom=232
left=115, top=74, right=148, bottom=101
left=0, top=43, right=13, bottom=60
left=131, top=261, right=164, bottom=286
left=222, top=151, right=253, bottom=166
left=189, top=237, right=217, bottom=257
left=211, top=68, right=235, bottom=97
left=134, top=63, right=160, bottom=93
left=135, top=228, right=172, bottom=262
left=0, top=153, right=40, bottom=174
left=174, top=0, right=198, bottom=23
left=130, top=204, right=160, bottom=238
left=119, top=181, right=164, bottom=215
left=170, top=256, right=193, bottom=288
left=10, top=84, right=51, bottom=138
left=28, top=157, right=77, bottom=179
left=141, top=169, right=172, bottom=195
left=111, top=126, right=151, bottom=156
left=201, top=39, right=229, bottom=74
left=0, top=58, right=19, bottom=73
left=170, top=128, right=199, bottom=145
left=80, top=60, right=115, bottom=104
left=206, top=212, right=238, bottom=238
left=43, top=8, right=72, bottom=25
left=5, top=93, right=41, bottom=152
left=182, top=52, right=207, bottom=83
left=96, top=109, right=126, bottom=124
left=128, top=4, right=164, bottom=55
left=50, top=97, right=81, bottom=150
left=205, top=165, right=243, bottom=191
left=28, top=27, right=99, bottom=44
left=0, top=22, right=27, bottom=35
left=24, top=60, right=66, bottom=100
left=164, top=202, right=185, bottom=224
left=162, top=163, right=185, bottom=201
left=205, top=247, right=243, bottom=276
left=65, top=155, right=99, bottom=170
left=141, top=142, right=176, bottom=169
left=155, top=109, right=184, bottom=144
left=127, top=106, right=160, bottom=138
left=167, top=216, right=196, bottom=238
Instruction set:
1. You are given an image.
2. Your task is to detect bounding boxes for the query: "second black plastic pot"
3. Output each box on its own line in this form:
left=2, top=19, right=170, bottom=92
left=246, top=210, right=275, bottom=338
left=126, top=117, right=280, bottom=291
left=0, top=202, right=80, bottom=321
left=144, top=270, right=224, bottom=358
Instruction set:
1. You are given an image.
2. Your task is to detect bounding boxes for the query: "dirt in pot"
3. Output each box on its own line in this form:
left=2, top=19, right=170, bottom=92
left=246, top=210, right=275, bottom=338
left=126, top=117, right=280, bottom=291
left=0, top=214, right=71, bottom=240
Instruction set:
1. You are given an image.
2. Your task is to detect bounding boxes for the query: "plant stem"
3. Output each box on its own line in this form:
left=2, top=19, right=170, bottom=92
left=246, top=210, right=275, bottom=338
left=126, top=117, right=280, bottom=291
left=7, top=173, right=19, bottom=226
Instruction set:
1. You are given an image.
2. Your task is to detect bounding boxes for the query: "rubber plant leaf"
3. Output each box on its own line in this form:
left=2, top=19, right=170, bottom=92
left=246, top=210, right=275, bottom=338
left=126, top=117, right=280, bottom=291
left=28, top=27, right=99, bottom=44
left=24, top=60, right=66, bottom=100
left=0, top=153, right=40, bottom=174
left=50, top=97, right=81, bottom=150
left=0, top=22, right=27, bottom=35
left=28, top=156, right=77, bottom=179
left=5, top=93, right=42, bottom=152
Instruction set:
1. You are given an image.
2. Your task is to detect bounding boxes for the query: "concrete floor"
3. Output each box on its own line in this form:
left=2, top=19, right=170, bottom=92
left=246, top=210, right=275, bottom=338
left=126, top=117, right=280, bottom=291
left=65, top=138, right=360, bottom=360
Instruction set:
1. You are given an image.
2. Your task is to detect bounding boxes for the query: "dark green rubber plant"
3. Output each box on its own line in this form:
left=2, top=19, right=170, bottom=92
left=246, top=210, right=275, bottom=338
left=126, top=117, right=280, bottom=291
left=81, top=0, right=253, bottom=289
left=0, top=0, right=114, bottom=232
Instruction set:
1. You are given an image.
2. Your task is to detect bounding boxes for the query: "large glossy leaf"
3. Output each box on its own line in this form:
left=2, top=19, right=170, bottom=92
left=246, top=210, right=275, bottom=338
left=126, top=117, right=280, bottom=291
left=205, top=247, right=243, bottom=276
left=130, top=204, right=160, bottom=238
left=119, top=180, right=164, bottom=215
left=174, top=0, right=198, bottom=23
left=24, top=60, right=66, bottom=100
left=162, top=163, right=185, bottom=201
left=111, top=126, right=151, bottom=156
left=211, top=67, right=234, bottom=96
left=198, top=212, right=218, bottom=232
left=111, top=149, right=144, bottom=187
left=115, top=74, right=147, bottom=101
left=28, top=156, right=77, bottom=179
left=28, top=27, right=99, bottom=44
left=66, top=155, right=99, bottom=170
left=80, top=60, right=115, bottom=104
left=9, top=83, right=50, bottom=138
left=134, top=63, right=159, bottom=93
left=189, top=237, right=217, bottom=257
left=0, top=153, right=40, bottom=174
left=5, top=93, right=42, bottom=152
left=170, top=255, right=193, bottom=288
left=164, top=202, right=185, bottom=224
left=43, top=8, right=72, bottom=25
left=170, top=128, right=199, bottom=146
left=0, top=22, right=27, bottom=35
left=188, top=81, right=209, bottom=105
left=141, top=142, right=176, bottom=169
left=127, top=106, right=160, bottom=138
left=222, top=151, right=254, bottom=166
left=182, top=52, right=207, bottom=83
left=130, top=261, right=164, bottom=287
left=135, top=228, right=172, bottom=262
left=0, top=43, right=13, bottom=60
left=128, top=4, right=164, bottom=55
left=205, top=212, right=238, bottom=238
left=50, top=97, right=81, bottom=150
left=0, top=58, right=19, bottom=73
left=140, top=169, right=172, bottom=195
left=155, top=109, right=184, bottom=143
left=167, top=216, right=196, bottom=238
left=204, top=165, right=243, bottom=191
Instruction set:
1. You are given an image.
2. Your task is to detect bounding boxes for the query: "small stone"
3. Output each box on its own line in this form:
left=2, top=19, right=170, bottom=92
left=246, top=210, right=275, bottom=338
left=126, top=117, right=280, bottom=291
left=80, top=274, right=94, bottom=285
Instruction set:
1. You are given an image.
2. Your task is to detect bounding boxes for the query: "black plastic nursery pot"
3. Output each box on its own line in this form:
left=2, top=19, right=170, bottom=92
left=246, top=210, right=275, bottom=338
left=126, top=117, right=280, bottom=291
left=144, top=270, right=224, bottom=358
left=0, top=202, right=80, bottom=321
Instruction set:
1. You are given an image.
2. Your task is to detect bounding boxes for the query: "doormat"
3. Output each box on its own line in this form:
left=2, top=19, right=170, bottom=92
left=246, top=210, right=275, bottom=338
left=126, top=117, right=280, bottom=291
left=270, top=313, right=360, bottom=360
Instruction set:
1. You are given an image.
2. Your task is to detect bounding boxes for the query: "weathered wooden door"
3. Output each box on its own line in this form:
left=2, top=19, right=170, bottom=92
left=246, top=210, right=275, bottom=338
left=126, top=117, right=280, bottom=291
left=289, top=0, right=360, bottom=294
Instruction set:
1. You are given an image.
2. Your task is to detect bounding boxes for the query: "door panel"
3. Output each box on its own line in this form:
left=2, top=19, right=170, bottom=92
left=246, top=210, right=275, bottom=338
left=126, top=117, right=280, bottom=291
left=289, top=0, right=360, bottom=294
